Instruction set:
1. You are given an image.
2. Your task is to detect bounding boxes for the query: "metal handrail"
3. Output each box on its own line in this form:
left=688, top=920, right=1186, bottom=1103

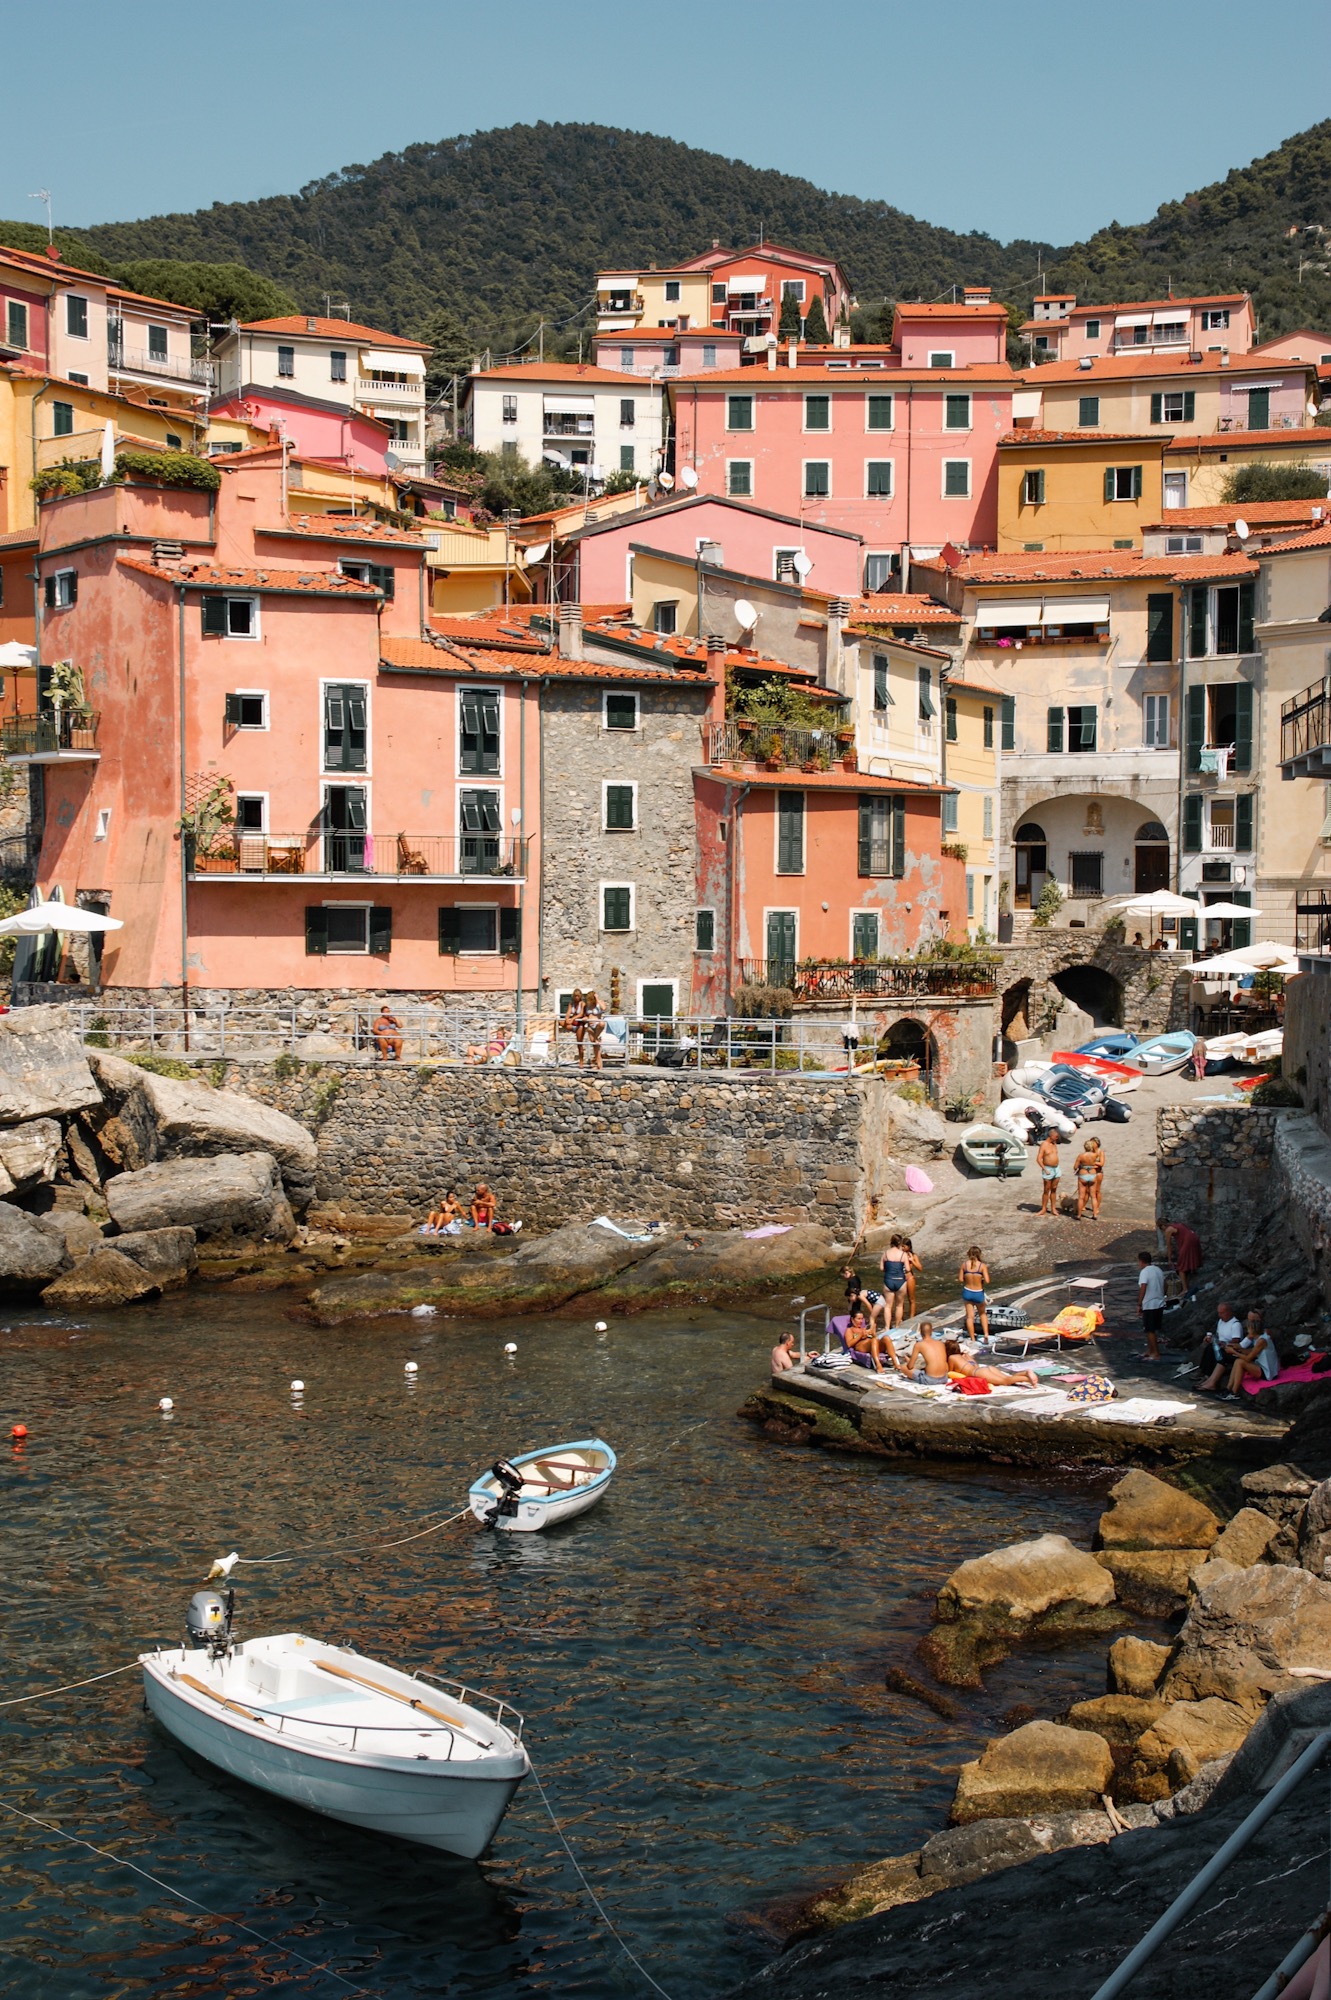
left=413, top=1669, right=525, bottom=1742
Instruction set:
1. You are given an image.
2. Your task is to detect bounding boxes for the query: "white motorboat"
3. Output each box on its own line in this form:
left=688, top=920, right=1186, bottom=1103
left=1204, top=1028, right=1283, bottom=1067
left=141, top=1613, right=528, bottom=1858
left=469, top=1439, right=616, bottom=1533
left=1122, top=1031, right=1196, bottom=1076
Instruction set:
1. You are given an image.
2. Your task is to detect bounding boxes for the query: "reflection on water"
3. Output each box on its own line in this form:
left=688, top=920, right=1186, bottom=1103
left=1, top=1294, right=1115, bottom=1997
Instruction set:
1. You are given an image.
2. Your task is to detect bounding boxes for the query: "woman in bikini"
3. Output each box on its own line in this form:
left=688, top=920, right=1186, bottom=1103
left=879, top=1235, right=910, bottom=1326
left=958, top=1245, right=991, bottom=1341
left=1073, top=1136, right=1104, bottom=1221
left=424, top=1189, right=461, bottom=1233
left=843, top=1305, right=899, bottom=1375
left=583, top=989, right=607, bottom=1071
left=901, top=1237, right=923, bottom=1322
left=563, top=989, right=588, bottom=1066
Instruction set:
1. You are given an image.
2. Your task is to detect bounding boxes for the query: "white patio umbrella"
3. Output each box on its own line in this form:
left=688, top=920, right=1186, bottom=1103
left=1197, top=901, right=1265, bottom=921
left=0, top=642, right=37, bottom=672
left=0, top=900, right=123, bottom=937
left=1111, top=890, right=1201, bottom=917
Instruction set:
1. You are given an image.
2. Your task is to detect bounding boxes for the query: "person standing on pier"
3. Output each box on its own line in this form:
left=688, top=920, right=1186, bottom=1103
left=1137, top=1251, right=1167, bottom=1361
left=1037, top=1131, right=1062, bottom=1216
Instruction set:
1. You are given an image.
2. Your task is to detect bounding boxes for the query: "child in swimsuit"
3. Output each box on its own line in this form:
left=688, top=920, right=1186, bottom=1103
left=958, top=1244, right=991, bottom=1340
left=1037, top=1133, right=1061, bottom=1217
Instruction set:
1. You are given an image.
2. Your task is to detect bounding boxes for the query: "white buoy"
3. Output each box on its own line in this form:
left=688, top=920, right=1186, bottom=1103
left=411, top=1304, right=436, bottom=1317
left=504, top=1342, right=518, bottom=1355
left=594, top=1320, right=608, bottom=1332
left=158, top=1397, right=173, bottom=1412
left=404, top=1360, right=419, bottom=1375
left=290, top=1379, right=305, bottom=1392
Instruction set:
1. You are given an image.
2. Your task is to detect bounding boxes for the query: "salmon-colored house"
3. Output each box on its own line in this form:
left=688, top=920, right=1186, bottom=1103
left=20, top=449, right=537, bottom=998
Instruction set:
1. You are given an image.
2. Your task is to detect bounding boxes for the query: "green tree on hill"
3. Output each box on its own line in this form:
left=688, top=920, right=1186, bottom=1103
left=414, top=304, right=475, bottom=399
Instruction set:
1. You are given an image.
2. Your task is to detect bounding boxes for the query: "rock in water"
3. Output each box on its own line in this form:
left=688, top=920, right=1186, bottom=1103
left=88, top=1053, right=317, bottom=1210
left=1162, top=1562, right=1331, bottom=1710
left=1095, top=1469, right=1221, bottom=1551
left=1121, top=1698, right=1254, bottom=1802
left=923, top=1534, right=1120, bottom=1685
left=0, top=1201, right=71, bottom=1292
left=104, top=1153, right=295, bottom=1244
left=111, top=1227, right=198, bottom=1290
left=0, top=1010, right=102, bottom=1125
left=1094, top=1549, right=1211, bottom=1618
left=950, top=1720, right=1115, bottom=1824
left=1108, top=1635, right=1171, bottom=1698
left=0, top=1118, right=62, bottom=1194
left=42, top=1248, right=162, bottom=1310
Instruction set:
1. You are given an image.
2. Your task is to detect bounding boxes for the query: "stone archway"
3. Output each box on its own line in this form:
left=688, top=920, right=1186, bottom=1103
left=1051, top=962, right=1124, bottom=1028
left=879, top=1017, right=938, bottom=1094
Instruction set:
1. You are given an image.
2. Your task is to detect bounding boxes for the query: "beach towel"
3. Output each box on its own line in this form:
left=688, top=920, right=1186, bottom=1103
left=744, top=1223, right=793, bottom=1239
left=904, top=1166, right=933, bottom=1193
left=590, top=1216, right=658, bottom=1242
left=1242, top=1356, right=1326, bottom=1395
left=1002, top=1391, right=1077, bottom=1417
left=1052, top=1304, right=1104, bottom=1337
left=1084, top=1398, right=1197, bottom=1424
left=1064, top=1373, right=1116, bottom=1405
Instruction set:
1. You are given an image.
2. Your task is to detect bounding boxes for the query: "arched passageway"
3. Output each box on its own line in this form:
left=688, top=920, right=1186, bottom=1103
left=1052, top=963, right=1123, bottom=1027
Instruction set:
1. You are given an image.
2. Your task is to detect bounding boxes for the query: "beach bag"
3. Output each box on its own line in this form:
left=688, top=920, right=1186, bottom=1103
left=491, top=1220, right=519, bottom=1236
left=1065, top=1373, right=1116, bottom=1405
left=952, top=1375, right=992, bottom=1396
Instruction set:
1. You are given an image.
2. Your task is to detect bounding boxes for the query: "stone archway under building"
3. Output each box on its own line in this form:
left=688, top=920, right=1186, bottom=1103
left=1051, top=963, right=1124, bottom=1028
left=877, top=1017, right=939, bottom=1096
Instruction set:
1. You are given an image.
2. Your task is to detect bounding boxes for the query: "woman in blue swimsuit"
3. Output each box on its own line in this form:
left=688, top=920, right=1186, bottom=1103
left=880, top=1235, right=910, bottom=1326
left=958, top=1244, right=991, bottom=1340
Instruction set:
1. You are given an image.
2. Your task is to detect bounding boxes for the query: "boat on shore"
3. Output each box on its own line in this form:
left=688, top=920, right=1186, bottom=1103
left=469, top=1439, right=616, bottom=1532
left=141, top=1625, right=528, bottom=1857
left=958, top=1123, right=1028, bottom=1177
left=1122, top=1031, right=1195, bottom=1076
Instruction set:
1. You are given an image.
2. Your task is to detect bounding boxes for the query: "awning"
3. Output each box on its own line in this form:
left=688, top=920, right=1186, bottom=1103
left=1114, top=313, right=1154, bottom=328
left=597, top=278, right=634, bottom=292
left=360, top=349, right=425, bottom=376
left=1042, top=598, right=1110, bottom=623
left=543, top=396, right=596, bottom=416
left=727, top=274, right=767, bottom=291
left=977, top=600, right=1042, bottom=624
left=1151, top=311, right=1187, bottom=326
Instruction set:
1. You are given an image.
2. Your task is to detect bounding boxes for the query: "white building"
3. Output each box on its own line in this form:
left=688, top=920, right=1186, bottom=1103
left=463, top=363, right=666, bottom=483
left=213, top=315, right=430, bottom=471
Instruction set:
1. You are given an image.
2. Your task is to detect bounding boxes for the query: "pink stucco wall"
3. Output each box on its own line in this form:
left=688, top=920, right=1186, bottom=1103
left=210, top=390, right=392, bottom=475
left=894, top=312, right=1007, bottom=369
left=1217, top=370, right=1309, bottom=428
left=575, top=495, right=863, bottom=601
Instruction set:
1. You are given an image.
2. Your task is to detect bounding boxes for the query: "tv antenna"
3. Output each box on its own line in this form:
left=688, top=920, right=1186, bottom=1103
left=29, top=190, right=53, bottom=243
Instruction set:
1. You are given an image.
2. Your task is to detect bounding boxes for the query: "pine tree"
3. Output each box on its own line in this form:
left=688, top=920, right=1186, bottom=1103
left=414, top=306, right=476, bottom=399
left=778, top=288, right=803, bottom=339
left=803, top=293, right=830, bottom=344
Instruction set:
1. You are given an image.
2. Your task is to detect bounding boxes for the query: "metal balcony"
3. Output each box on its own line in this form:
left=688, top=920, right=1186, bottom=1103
left=1282, top=677, right=1331, bottom=777
left=186, top=832, right=528, bottom=883
left=108, top=345, right=213, bottom=389
left=738, top=957, right=999, bottom=999
left=1, top=711, right=100, bottom=763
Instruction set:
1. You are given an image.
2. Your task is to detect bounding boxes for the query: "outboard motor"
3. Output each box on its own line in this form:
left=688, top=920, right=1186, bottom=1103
left=483, top=1457, right=524, bottom=1528
left=186, top=1588, right=234, bottom=1658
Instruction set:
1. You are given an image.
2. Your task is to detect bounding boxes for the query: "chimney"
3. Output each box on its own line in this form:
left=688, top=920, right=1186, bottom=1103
left=306, top=317, right=317, bottom=333
left=707, top=633, right=728, bottom=660
left=963, top=284, right=991, bottom=307
left=834, top=323, right=851, bottom=349
left=558, top=604, right=584, bottom=660
left=767, top=341, right=778, bottom=371
left=827, top=597, right=852, bottom=688
left=787, top=338, right=799, bottom=370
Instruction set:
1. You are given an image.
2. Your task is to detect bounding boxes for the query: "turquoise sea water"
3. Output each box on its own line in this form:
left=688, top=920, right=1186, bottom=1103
left=1, top=1294, right=1118, bottom=1998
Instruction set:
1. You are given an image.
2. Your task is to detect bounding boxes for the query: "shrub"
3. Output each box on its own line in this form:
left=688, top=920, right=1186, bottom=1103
left=733, top=982, right=794, bottom=1019
left=272, top=1052, right=304, bottom=1080
left=125, top=1053, right=195, bottom=1080
left=115, top=448, right=221, bottom=491
left=1251, top=1075, right=1302, bottom=1107
left=1221, top=462, right=1329, bottom=504
left=1032, top=878, right=1064, bottom=928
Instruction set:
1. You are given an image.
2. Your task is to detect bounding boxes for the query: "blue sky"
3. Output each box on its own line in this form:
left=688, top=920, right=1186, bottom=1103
left=3, top=0, right=1327, bottom=246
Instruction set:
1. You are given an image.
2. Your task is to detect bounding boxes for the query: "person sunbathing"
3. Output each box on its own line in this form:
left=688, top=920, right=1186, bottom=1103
left=906, top=1322, right=950, bottom=1379
left=424, top=1190, right=461, bottom=1233
left=944, top=1338, right=1039, bottom=1391
left=471, top=1183, right=498, bottom=1229
left=843, top=1306, right=899, bottom=1374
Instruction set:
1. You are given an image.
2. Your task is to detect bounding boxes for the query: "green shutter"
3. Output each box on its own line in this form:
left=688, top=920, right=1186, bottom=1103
left=945, top=696, right=958, bottom=742
left=1188, top=585, right=1209, bottom=658
left=202, top=595, right=226, bottom=636
left=1238, top=580, right=1255, bottom=654
left=1233, top=680, right=1253, bottom=771
left=224, top=692, right=243, bottom=725
left=858, top=796, right=875, bottom=875
left=1231, top=890, right=1252, bottom=950
left=1103, top=467, right=1115, bottom=504
left=983, top=705, right=993, bottom=748
left=777, top=791, right=804, bottom=873
left=438, top=906, right=462, bottom=953
left=1179, top=912, right=1199, bottom=953
left=1185, top=684, right=1206, bottom=772
left=368, top=906, right=392, bottom=955
left=1150, top=393, right=1163, bottom=425
left=1183, top=794, right=1203, bottom=853
left=605, top=783, right=635, bottom=829
left=1182, top=391, right=1195, bottom=422
left=1235, top=792, right=1254, bottom=851
left=891, top=794, right=906, bottom=878
left=1131, top=465, right=1143, bottom=499
left=1047, top=706, right=1064, bottom=753
left=1000, top=695, right=1015, bottom=751
left=499, top=907, right=520, bottom=955
left=1146, top=592, right=1174, bottom=662
left=304, top=907, right=329, bottom=955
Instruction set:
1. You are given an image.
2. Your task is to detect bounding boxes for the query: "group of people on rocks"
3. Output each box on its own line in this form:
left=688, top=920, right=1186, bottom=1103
left=1136, top=1219, right=1280, bottom=1394
left=422, top=1184, right=504, bottom=1233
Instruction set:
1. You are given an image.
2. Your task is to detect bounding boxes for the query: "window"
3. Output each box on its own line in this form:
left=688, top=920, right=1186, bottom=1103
left=804, top=394, right=830, bottom=432
left=437, top=906, right=513, bottom=956
left=651, top=600, right=676, bottom=635
left=277, top=344, right=295, bottom=377
left=930, top=351, right=956, bottom=369
left=1197, top=680, right=1254, bottom=770
left=1070, top=851, right=1104, bottom=897
left=983, top=705, right=994, bottom=749
left=328, top=349, right=347, bottom=382
left=942, top=792, right=959, bottom=833
left=943, top=460, right=970, bottom=497
left=727, top=459, right=752, bottom=497
left=966, top=872, right=975, bottom=919
left=1023, top=469, right=1046, bottom=505
left=1150, top=391, right=1196, bottom=424
left=1047, top=704, right=1097, bottom=752
left=1203, top=309, right=1231, bottom=331
left=1163, top=471, right=1188, bottom=509
left=1247, top=388, right=1270, bottom=430
left=851, top=910, right=879, bottom=960
left=235, top=795, right=265, bottom=833
left=944, top=392, right=971, bottom=429
left=459, top=789, right=502, bottom=873
left=1144, top=693, right=1170, bottom=747
left=66, top=295, right=88, bottom=339
left=945, top=695, right=958, bottom=742
left=866, top=392, right=894, bottom=432
left=1166, top=535, right=1203, bottom=555
left=501, top=440, right=518, bottom=461
left=202, top=593, right=258, bottom=638
left=864, top=552, right=896, bottom=591
left=338, top=559, right=396, bottom=600
left=664, top=279, right=681, bottom=303
left=712, top=283, right=727, bottom=305
left=459, top=687, right=501, bottom=772
left=318, top=691, right=368, bottom=782
left=917, top=665, right=935, bottom=725
left=983, top=794, right=994, bottom=838
left=858, top=793, right=906, bottom=877
left=1078, top=395, right=1100, bottom=427
left=726, top=394, right=753, bottom=431
left=619, top=444, right=636, bottom=473
left=776, top=791, right=805, bottom=873
left=695, top=908, right=715, bottom=952
left=1001, top=695, right=1015, bottom=751
left=1103, top=466, right=1143, bottom=501
left=781, top=279, right=806, bottom=303
left=6, top=300, right=28, bottom=349
left=1146, top=591, right=1174, bottom=663
left=501, top=393, right=518, bottom=424
left=866, top=460, right=893, bottom=497
left=804, top=461, right=830, bottom=498
left=1085, top=318, right=1102, bottom=340
left=69, top=372, right=89, bottom=385
left=604, top=691, right=639, bottom=731
left=702, top=343, right=717, bottom=368
left=619, top=398, right=635, bottom=427
left=49, top=399, right=76, bottom=439
left=873, top=655, right=892, bottom=713
left=602, top=884, right=634, bottom=931
left=305, top=904, right=391, bottom=956
left=44, top=568, right=77, bottom=609
left=224, top=692, right=267, bottom=729
left=147, top=325, right=168, bottom=363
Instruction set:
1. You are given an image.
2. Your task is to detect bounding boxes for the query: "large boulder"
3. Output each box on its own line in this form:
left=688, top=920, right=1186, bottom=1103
left=105, top=1153, right=295, bottom=1244
left=1095, top=1469, right=1220, bottom=1552
left=88, top=1053, right=316, bottom=1210
left=1121, top=1698, right=1254, bottom=1803
left=1297, top=1479, right=1331, bottom=1579
left=1094, top=1549, right=1210, bottom=1618
left=0, top=1009, right=101, bottom=1125
left=1212, top=1507, right=1280, bottom=1570
left=887, top=1094, right=951, bottom=1161
left=45, top=1210, right=105, bottom=1261
left=1065, top=1694, right=1167, bottom=1757
left=1162, top=1562, right=1331, bottom=1711
left=42, top=1248, right=161, bottom=1311
left=950, top=1720, right=1115, bottom=1825
left=603, top=1224, right=839, bottom=1308
left=0, top=1117, right=62, bottom=1194
left=923, top=1534, right=1120, bottom=1686
left=1108, top=1635, right=1171, bottom=1698
left=112, top=1227, right=197, bottom=1290
left=0, top=1200, right=70, bottom=1291
left=302, top=1221, right=659, bottom=1324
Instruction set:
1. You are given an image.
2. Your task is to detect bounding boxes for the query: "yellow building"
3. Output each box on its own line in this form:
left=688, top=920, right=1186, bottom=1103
left=998, top=431, right=1168, bottom=550
left=595, top=266, right=713, bottom=333
left=428, top=519, right=534, bottom=614
left=1162, top=430, right=1331, bottom=511
left=0, top=368, right=208, bottom=531
left=1019, top=352, right=1318, bottom=442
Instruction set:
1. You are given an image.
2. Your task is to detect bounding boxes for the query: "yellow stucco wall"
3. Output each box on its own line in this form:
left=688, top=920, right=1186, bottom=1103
left=998, top=441, right=1166, bottom=550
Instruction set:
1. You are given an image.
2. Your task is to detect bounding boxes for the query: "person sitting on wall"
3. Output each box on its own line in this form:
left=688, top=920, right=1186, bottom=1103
left=471, top=1183, right=498, bottom=1230
left=372, top=1004, right=403, bottom=1061
left=424, top=1190, right=462, bottom=1233
left=843, top=1306, right=899, bottom=1375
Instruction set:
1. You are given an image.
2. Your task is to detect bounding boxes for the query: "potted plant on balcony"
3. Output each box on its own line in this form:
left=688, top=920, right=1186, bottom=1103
left=177, top=774, right=237, bottom=873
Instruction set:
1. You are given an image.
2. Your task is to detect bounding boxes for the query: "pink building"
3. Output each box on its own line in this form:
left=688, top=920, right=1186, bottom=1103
left=1021, top=292, right=1255, bottom=365
left=891, top=296, right=1008, bottom=369
left=671, top=360, right=1015, bottom=584
left=21, top=455, right=537, bottom=997
left=207, top=385, right=394, bottom=476
left=563, top=493, right=864, bottom=604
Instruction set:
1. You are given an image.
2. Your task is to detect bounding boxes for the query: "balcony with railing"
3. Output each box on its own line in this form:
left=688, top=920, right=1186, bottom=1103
left=1295, top=888, right=1331, bottom=954
left=1282, top=677, right=1331, bottom=777
left=187, top=832, right=528, bottom=882
left=354, top=376, right=422, bottom=403
left=107, top=343, right=213, bottom=389
left=543, top=414, right=595, bottom=438
left=706, top=720, right=856, bottom=772
left=1, top=711, right=100, bottom=763
left=738, top=956, right=1000, bottom=1000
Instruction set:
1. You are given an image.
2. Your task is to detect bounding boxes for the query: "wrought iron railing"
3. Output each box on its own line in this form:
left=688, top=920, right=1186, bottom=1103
left=706, top=721, right=853, bottom=769
left=1295, top=888, right=1331, bottom=953
left=1, top=711, right=100, bottom=757
left=737, top=956, right=999, bottom=999
left=186, top=833, right=528, bottom=879
left=1282, top=677, right=1331, bottom=768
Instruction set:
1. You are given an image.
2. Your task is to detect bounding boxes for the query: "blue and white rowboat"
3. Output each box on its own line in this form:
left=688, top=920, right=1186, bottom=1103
left=469, top=1439, right=616, bottom=1533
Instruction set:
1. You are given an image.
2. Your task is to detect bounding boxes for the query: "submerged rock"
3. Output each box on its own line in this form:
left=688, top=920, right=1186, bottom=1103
left=923, top=1534, right=1120, bottom=1686
left=105, top=1152, right=295, bottom=1245
left=950, top=1719, right=1115, bottom=1824
left=42, top=1247, right=161, bottom=1311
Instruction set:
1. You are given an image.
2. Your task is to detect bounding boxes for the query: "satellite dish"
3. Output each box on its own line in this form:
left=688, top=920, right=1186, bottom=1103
left=658, top=471, right=675, bottom=490
left=680, top=466, right=699, bottom=490
left=542, top=450, right=570, bottom=468
left=525, top=543, right=548, bottom=564
left=792, top=552, right=813, bottom=577
left=1233, top=517, right=1250, bottom=541
left=734, top=599, right=758, bottom=631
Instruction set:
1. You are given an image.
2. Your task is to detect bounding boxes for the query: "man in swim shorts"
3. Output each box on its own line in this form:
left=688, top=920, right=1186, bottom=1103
left=1037, top=1132, right=1061, bottom=1217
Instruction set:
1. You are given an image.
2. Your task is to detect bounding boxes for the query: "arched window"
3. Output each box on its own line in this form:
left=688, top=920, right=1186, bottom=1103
left=1136, top=821, right=1168, bottom=843
left=1014, top=821, right=1046, bottom=842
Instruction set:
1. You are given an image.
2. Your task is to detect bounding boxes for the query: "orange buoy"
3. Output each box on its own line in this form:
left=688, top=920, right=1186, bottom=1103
left=11, top=1423, right=27, bottom=1440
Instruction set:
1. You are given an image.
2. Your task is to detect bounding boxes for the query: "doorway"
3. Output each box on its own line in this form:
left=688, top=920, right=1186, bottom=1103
left=1134, top=822, right=1170, bottom=893
left=765, top=910, right=798, bottom=987
left=1014, top=822, right=1048, bottom=908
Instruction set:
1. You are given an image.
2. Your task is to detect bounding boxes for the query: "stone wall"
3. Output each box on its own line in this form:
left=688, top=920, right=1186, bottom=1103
left=996, top=934, right=1192, bottom=1048
left=222, top=1062, right=883, bottom=1235
left=1284, top=968, right=1331, bottom=1140
left=1156, top=1102, right=1281, bottom=1246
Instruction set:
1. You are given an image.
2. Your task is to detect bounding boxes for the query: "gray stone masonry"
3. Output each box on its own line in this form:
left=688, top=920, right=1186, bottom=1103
left=1285, top=970, right=1331, bottom=1140
left=1156, top=1102, right=1280, bottom=1248
left=996, top=934, right=1192, bottom=1047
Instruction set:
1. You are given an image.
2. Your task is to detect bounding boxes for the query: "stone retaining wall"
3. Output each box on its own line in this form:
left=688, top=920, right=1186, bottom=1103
left=996, top=935, right=1192, bottom=1046
left=1285, top=969, right=1331, bottom=1141
left=1156, top=1102, right=1281, bottom=1245
left=219, top=1063, right=886, bottom=1235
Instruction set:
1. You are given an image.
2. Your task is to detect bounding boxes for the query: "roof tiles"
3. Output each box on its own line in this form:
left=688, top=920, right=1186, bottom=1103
left=238, top=315, right=427, bottom=349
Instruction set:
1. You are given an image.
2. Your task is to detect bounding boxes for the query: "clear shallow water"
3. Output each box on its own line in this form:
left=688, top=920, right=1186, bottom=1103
left=1, top=1293, right=1117, bottom=1999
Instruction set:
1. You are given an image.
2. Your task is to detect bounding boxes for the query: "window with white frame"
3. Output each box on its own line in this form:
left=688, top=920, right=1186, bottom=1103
left=1163, top=471, right=1188, bottom=509
left=944, top=391, right=971, bottom=429
left=930, top=351, right=955, bottom=369
left=1144, top=693, right=1170, bottom=747
left=619, top=346, right=634, bottom=369
left=943, top=460, right=971, bottom=497
left=66, top=295, right=88, bottom=339
left=619, top=398, right=635, bottom=427
left=727, top=459, right=753, bottom=497
left=202, top=594, right=259, bottom=638
left=603, top=690, right=639, bottom=731
left=46, top=568, right=78, bottom=609
left=781, top=279, right=806, bottom=303
left=1084, top=318, right=1102, bottom=340
left=851, top=909, right=879, bottom=960
left=664, top=279, right=681, bottom=302
left=235, top=794, right=266, bottom=833
left=866, top=392, right=893, bottom=431
left=866, top=460, right=893, bottom=497
left=94, top=807, right=112, bottom=840
left=726, top=394, right=754, bottom=431
left=1203, top=309, right=1231, bottom=331
left=695, top=908, right=716, bottom=952
left=224, top=690, right=268, bottom=729
left=601, top=883, right=635, bottom=932
left=804, top=394, right=830, bottom=432
left=804, top=460, right=830, bottom=498
left=652, top=599, right=677, bottom=634
left=983, top=795, right=994, bottom=839
left=942, top=792, right=959, bottom=833
left=330, top=350, right=347, bottom=381
left=277, top=344, right=295, bottom=377
left=502, top=394, right=517, bottom=423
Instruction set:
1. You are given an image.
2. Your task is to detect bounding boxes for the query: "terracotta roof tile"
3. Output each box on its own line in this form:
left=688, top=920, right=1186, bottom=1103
left=471, top=361, right=642, bottom=385
left=1164, top=428, right=1331, bottom=453
left=849, top=593, right=961, bottom=624
left=893, top=301, right=1008, bottom=320
left=933, top=549, right=1257, bottom=584
left=682, top=363, right=1014, bottom=386
left=237, top=316, right=427, bottom=349
left=1024, top=353, right=1308, bottom=385
left=0, top=528, right=38, bottom=550
left=1250, top=521, right=1331, bottom=554
left=268, top=515, right=428, bottom=548
left=701, top=765, right=945, bottom=794
left=1141, top=499, right=1328, bottom=530
left=116, top=556, right=380, bottom=596
left=1000, top=428, right=1165, bottom=446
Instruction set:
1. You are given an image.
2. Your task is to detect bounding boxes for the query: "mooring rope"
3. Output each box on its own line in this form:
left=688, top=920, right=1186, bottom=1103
left=527, top=1755, right=675, bottom=2000
left=0, top=1794, right=379, bottom=1995
left=0, top=1660, right=141, bottom=1710
left=228, top=1506, right=472, bottom=1570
